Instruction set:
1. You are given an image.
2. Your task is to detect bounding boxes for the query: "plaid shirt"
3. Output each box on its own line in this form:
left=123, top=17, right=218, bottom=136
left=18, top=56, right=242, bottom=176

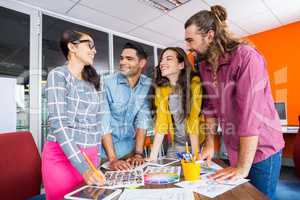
left=46, top=66, right=111, bottom=174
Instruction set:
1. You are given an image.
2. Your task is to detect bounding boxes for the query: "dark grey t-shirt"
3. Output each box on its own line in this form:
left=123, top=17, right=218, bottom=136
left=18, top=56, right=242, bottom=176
left=168, top=89, right=186, bottom=146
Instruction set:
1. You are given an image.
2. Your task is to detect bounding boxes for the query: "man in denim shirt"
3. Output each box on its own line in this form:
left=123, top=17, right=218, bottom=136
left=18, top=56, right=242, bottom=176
left=101, top=43, right=152, bottom=170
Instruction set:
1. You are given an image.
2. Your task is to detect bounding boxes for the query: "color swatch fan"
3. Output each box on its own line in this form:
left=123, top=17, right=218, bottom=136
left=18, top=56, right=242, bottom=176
left=144, top=166, right=181, bottom=184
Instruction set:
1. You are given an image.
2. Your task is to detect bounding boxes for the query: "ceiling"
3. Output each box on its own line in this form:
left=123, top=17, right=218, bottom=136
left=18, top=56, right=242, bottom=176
left=15, top=0, right=300, bottom=48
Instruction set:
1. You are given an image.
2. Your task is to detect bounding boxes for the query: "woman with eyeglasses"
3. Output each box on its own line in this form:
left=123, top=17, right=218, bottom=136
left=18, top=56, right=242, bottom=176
left=42, top=30, right=107, bottom=200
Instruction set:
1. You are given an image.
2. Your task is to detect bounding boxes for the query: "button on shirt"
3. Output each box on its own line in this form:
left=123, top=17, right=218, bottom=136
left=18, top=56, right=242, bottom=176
left=46, top=66, right=108, bottom=174
left=101, top=73, right=152, bottom=159
left=199, top=45, right=285, bottom=166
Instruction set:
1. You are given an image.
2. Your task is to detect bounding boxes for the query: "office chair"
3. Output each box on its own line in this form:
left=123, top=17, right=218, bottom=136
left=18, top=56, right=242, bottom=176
left=0, top=131, right=43, bottom=200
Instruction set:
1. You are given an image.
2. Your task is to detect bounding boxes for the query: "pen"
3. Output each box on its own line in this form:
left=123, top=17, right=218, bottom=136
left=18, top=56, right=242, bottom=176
left=176, top=152, right=183, bottom=160
left=185, top=141, right=190, bottom=154
left=182, top=153, right=187, bottom=162
left=194, top=146, right=199, bottom=161
left=199, top=145, right=203, bottom=160
left=82, top=151, right=105, bottom=181
left=190, top=153, right=195, bottom=162
left=183, top=153, right=191, bottom=162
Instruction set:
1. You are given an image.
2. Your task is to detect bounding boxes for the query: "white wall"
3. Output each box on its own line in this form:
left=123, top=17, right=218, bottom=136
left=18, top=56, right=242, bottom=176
left=0, top=77, right=16, bottom=132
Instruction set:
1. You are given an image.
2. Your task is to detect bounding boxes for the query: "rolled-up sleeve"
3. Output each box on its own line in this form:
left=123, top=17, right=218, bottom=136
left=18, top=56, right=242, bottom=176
left=235, top=49, right=266, bottom=137
left=46, top=70, right=89, bottom=174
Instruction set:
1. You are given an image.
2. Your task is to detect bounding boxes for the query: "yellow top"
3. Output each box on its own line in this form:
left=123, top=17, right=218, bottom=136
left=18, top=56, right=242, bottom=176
left=154, top=76, right=205, bottom=145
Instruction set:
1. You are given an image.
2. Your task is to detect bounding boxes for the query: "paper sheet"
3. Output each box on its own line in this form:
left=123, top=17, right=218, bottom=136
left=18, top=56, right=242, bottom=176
left=175, top=174, right=249, bottom=198
left=119, top=188, right=194, bottom=200
left=199, top=160, right=223, bottom=174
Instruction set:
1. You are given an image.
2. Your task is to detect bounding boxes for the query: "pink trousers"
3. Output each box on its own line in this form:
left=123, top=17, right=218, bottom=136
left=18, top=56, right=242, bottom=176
left=42, top=141, right=99, bottom=200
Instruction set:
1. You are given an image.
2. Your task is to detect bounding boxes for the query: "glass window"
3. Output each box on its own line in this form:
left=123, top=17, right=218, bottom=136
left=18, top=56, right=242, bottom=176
left=42, top=15, right=109, bottom=78
left=0, top=6, right=30, bottom=132
left=157, top=48, right=163, bottom=61
left=41, top=15, right=110, bottom=146
left=113, top=36, right=154, bottom=78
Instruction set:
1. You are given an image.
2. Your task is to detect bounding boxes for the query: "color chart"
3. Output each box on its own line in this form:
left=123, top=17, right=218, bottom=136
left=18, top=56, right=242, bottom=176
left=144, top=166, right=181, bottom=184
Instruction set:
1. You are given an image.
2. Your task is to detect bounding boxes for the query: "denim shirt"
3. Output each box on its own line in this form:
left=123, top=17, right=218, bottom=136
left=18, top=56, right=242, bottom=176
left=101, top=73, right=152, bottom=158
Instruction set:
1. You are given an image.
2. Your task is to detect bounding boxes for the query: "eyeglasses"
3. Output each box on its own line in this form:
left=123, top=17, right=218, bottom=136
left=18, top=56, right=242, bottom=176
left=71, top=39, right=95, bottom=50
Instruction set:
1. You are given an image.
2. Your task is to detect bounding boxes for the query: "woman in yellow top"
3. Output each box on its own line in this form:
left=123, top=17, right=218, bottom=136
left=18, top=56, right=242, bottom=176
left=149, top=47, right=205, bottom=160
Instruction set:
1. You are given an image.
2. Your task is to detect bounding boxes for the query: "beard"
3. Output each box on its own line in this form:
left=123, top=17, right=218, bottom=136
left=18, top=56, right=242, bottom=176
left=195, top=41, right=216, bottom=62
left=197, top=52, right=208, bottom=60
left=192, top=45, right=209, bottom=61
left=193, top=49, right=208, bottom=64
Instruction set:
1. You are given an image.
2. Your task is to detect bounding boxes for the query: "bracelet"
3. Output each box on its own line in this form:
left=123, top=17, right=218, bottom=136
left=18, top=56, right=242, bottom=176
left=134, top=151, right=144, bottom=158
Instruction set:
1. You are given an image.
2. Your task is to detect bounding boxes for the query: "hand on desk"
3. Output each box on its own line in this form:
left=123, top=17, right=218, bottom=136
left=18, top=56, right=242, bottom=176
left=208, top=167, right=248, bottom=181
left=145, top=156, right=156, bottom=162
left=109, top=159, right=132, bottom=171
left=126, top=154, right=145, bottom=168
left=199, top=142, right=215, bottom=167
left=83, top=168, right=106, bottom=186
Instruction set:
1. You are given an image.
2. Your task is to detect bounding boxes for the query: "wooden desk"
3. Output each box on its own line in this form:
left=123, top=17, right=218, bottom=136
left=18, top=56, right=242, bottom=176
left=143, top=182, right=268, bottom=200
left=281, top=126, right=299, bottom=166
left=66, top=160, right=268, bottom=200
left=142, top=160, right=268, bottom=200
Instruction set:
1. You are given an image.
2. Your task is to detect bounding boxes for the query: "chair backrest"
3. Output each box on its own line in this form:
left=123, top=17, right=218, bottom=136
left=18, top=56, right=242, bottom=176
left=0, top=131, right=42, bottom=200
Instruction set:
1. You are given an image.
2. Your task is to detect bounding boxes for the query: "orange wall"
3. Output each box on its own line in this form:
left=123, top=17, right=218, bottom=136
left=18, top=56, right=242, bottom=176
left=247, top=21, right=300, bottom=125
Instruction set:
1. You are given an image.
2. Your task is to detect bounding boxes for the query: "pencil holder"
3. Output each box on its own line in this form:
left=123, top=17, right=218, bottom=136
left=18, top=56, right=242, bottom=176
left=181, top=160, right=201, bottom=181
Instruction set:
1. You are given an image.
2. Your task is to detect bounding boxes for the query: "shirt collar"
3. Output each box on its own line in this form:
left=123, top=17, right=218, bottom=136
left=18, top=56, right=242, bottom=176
left=117, top=72, right=146, bottom=86
left=117, top=73, right=128, bottom=84
left=219, top=53, right=232, bottom=65
left=204, top=53, right=232, bottom=71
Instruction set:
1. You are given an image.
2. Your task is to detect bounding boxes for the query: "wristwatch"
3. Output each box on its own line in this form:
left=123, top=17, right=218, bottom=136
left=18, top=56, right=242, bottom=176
left=134, top=151, right=144, bottom=158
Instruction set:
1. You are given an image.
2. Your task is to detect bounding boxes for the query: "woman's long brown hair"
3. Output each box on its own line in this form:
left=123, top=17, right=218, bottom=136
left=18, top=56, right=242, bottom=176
left=150, top=47, right=199, bottom=118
